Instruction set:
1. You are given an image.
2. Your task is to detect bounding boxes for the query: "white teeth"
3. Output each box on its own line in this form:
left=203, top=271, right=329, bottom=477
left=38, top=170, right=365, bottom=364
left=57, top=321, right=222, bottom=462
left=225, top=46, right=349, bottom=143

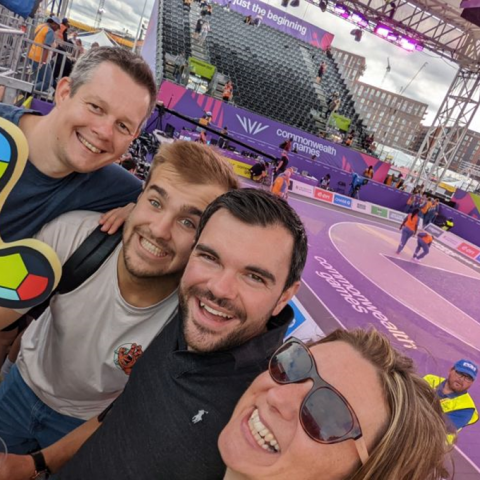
left=78, top=133, right=102, bottom=153
left=248, top=409, right=280, bottom=453
left=140, top=237, right=167, bottom=257
left=200, top=302, right=233, bottom=319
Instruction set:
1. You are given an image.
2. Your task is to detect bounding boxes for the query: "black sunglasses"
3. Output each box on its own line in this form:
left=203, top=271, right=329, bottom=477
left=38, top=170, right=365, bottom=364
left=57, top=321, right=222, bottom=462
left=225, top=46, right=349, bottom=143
left=269, top=337, right=369, bottom=465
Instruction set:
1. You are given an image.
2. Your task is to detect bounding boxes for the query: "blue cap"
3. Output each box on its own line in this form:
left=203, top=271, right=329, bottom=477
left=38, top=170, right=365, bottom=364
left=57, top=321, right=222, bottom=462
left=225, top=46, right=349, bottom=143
left=454, top=359, right=478, bottom=381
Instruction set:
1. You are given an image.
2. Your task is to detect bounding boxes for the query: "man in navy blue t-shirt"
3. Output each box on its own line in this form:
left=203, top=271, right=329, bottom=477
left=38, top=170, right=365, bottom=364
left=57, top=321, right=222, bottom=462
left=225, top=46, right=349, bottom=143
left=0, top=46, right=158, bottom=242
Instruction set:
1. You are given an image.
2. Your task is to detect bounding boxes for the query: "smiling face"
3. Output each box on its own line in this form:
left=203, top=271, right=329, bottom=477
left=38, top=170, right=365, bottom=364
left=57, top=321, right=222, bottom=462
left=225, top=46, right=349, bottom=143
left=180, top=209, right=299, bottom=352
left=219, top=341, right=389, bottom=480
left=121, top=164, right=226, bottom=282
left=52, top=61, right=151, bottom=175
left=446, top=368, right=474, bottom=394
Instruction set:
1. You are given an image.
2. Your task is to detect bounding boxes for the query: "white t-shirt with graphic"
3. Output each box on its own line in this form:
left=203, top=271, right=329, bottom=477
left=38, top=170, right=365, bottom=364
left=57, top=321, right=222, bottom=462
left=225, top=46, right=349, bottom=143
left=17, top=211, right=178, bottom=420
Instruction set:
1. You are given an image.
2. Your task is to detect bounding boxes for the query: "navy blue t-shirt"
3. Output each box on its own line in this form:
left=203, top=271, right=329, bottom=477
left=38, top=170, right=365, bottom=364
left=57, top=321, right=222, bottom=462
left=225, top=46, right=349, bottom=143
left=0, top=104, right=143, bottom=241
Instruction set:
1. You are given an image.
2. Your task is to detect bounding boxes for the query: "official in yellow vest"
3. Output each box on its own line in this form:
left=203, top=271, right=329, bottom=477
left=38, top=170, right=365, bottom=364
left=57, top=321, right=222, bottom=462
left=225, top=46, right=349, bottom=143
left=424, top=359, right=478, bottom=444
left=28, top=16, right=61, bottom=71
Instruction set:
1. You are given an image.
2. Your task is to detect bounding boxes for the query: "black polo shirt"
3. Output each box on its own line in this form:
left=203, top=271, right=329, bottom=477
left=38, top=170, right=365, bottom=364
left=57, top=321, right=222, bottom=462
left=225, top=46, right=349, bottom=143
left=56, top=306, right=293, bottom=480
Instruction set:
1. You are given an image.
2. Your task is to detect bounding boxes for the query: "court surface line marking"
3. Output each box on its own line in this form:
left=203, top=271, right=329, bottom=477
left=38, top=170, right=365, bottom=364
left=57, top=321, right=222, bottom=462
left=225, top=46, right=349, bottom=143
left=454, top=446, right=480, bottom=474
left=301, top=280, right=347, bottom=330
left=382, top=254, right=480, bottom=329
left=384, top=254, right=480, bottom=281
left=328, top=223, right=480, bottom=354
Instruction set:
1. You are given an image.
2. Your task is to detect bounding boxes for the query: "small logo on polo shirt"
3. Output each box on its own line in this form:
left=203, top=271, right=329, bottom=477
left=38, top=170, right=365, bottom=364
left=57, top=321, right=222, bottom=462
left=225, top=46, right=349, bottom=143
left=192, top=410, right=208, bottom=424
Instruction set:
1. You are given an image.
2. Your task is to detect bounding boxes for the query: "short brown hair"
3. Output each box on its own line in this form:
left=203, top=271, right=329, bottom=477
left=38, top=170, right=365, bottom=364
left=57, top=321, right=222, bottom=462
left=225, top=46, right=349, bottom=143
left=69, top=47, right=157, bottom=118
left=147, top=141, right=239, bottom=192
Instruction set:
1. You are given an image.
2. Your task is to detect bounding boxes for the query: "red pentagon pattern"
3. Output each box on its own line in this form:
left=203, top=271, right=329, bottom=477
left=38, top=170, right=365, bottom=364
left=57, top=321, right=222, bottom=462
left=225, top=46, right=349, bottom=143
left=17, top=274, right=49, bottom=300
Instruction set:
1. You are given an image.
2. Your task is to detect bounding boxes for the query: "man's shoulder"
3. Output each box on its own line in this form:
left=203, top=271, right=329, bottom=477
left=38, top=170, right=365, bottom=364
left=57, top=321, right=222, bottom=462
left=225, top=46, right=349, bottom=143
left=0, top=104, right=40, bottom=125
left=35, top=211, right=104, bottom=265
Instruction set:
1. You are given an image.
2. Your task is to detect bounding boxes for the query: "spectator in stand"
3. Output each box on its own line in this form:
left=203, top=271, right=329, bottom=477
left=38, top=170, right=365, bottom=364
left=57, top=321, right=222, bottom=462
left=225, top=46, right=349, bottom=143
left=218, top=126, right=229, bottom=149
left=222, top=80, right=233, bottom=102
left=384, top=173, right=394, bottom=186
left=183, top=0, right=192, bottom=11
left=395, top=173, right=405, bottom=189
left=396, top=209, right=419, bottom=254
left=326, top=93, right=340, bottom=117
left=56, top=17, right=69, bottom=43
left=274, top=151, right=289, bottom=178
left=344, top=130, right=354, bottom=146
left=442, top=217, right=454, bottom=231
left=244, top=15, right=253, bottom=25
left=200, top=4, right=212, bottom=15
left=316, top=61, right=327, bottom=84
left=252, top=14, right=263, bottom=26
left=194, top=17, right=204, bottom=39
left=224, top=0, right=231, bottom=10
left=28, top=16, right=61, bottom=91
left=250, top=161, right=267, bottom=182
left=280, top=137, right=292, bottom=153
left=418, top=194, right=431, bottom=228
left=424, top=198, right=440, bottom=226
left=271, top=168, right=293, bottom=199
left=173, top=52, right=186, bottom=83
left=326, top=45, right=333, bottom=59
left=199, top=21, right=211, bottom=45
left=363, top=165, right=374, bottom=179
left=404, top=191, right=421, bottom=213
left=319, top=173, right=331, bottom=190
left=363, top=133, right=375, bottom=152
left=412, top=231, right=433, bottom=262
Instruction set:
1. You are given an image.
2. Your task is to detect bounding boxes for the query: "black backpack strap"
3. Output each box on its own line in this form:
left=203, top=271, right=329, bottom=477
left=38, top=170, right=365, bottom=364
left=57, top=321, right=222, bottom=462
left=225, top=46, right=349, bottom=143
left=27, top=226, right=123, bottom=320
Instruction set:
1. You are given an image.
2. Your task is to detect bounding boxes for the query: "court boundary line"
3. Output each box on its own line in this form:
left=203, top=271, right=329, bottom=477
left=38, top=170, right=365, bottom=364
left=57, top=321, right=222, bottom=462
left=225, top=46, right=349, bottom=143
left=454, top=445, right=480, bottom=474
left=301, top=280, right=347, bottom=330
left=384, top=253, right=480, bottom=281
left=328, top=222, right=480, bottom=354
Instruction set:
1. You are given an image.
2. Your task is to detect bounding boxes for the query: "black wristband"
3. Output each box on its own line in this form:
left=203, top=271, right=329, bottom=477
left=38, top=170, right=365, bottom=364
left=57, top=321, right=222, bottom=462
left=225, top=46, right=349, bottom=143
left=30, top=450, right=50, bottom=478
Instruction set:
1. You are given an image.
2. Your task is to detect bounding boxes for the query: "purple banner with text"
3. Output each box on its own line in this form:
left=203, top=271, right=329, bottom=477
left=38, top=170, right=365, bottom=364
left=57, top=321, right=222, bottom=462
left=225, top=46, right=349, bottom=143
left=158, top=80, right=389, bottom=180
left=212, top=0, right=333, bottom=49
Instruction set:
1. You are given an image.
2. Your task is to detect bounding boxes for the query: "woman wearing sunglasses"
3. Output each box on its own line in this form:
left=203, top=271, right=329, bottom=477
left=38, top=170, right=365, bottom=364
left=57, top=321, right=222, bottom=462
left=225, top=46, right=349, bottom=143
left=219, top=328, right=450, bottom=480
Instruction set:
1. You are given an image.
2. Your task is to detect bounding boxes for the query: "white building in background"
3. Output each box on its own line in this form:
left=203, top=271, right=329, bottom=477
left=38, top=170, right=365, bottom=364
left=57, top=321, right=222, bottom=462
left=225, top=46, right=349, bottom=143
left=351, top=81, right=428, bottom=150
left=332, top=48, right=366, bottom=87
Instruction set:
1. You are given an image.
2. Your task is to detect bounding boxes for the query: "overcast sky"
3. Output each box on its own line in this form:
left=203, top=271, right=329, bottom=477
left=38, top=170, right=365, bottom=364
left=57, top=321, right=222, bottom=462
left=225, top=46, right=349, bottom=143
left=67, top=0, right=477, bottom=131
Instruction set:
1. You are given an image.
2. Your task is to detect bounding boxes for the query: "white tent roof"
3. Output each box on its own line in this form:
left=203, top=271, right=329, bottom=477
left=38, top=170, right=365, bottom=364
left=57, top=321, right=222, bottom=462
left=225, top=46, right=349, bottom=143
left=77, top=30, right=117, bottom=49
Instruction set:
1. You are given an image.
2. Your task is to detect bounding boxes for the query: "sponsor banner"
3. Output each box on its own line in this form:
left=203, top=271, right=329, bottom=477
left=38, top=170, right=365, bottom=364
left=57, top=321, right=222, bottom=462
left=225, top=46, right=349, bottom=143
left=424, top=224, right=445, bottom=239
left=226, top=158, right=252, bottom=178
left=352, top=199, right=368, bottom=212
left=314, top=188, right=334, bottom=203
left=212, top=0, right=334, bottom=49
left=333, top=194, right=352, bottom=209
left=440, top=233, right=463, bottom=249
left=291, top=180, right=315, bottom=197
left=371, top=205, right=388, bottom=218
left=457, top=242, right=480, bottom=258
left=388, top=210, right=406, bottom=223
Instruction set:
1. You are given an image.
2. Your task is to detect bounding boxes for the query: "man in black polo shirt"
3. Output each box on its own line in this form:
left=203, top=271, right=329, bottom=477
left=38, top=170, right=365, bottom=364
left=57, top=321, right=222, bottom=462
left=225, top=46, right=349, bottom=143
left=2, top=189, right=307, bottom=480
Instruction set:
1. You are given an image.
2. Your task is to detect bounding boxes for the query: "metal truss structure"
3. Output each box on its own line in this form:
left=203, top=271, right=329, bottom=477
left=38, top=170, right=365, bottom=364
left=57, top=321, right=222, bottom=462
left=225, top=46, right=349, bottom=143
left=311, top=0, right=480, bottom=189
left=407, top=68, right=480, bottom=188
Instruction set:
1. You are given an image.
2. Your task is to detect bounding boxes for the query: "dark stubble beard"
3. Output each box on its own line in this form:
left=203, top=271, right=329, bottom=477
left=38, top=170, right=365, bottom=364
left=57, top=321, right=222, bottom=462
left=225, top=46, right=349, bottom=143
left=179, top=285, right=274, bottom=353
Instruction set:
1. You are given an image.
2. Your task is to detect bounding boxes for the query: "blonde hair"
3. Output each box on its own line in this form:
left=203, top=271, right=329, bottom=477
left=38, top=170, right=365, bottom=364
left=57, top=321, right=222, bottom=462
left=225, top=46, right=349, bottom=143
left=313, top=329, right=451, bottom=480
left=146, top=141, right=239, bottom=192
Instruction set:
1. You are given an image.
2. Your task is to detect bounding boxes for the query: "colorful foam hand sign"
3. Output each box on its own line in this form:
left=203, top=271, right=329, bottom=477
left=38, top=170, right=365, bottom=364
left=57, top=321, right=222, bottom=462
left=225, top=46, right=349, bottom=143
left=0, top=118, right=61, bottom=308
